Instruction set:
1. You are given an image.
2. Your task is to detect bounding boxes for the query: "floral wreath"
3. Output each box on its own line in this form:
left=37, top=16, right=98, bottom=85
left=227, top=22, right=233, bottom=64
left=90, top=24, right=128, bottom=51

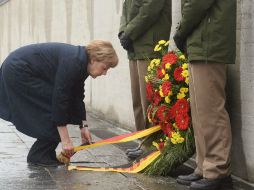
left=143, top=40, right=195, bottom=175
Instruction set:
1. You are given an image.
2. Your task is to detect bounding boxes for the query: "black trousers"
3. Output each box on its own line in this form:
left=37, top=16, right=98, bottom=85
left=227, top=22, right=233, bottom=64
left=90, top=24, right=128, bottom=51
left=27, top=139, right=59, bottom=164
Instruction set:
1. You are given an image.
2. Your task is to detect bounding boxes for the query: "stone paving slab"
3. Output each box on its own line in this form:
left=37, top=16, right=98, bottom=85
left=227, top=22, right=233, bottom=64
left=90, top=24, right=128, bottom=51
left=48, top=167, right=142, bottom=190
left=1, top=113, right=254, bottom=190
left=0, top=120, right=58, bottom=190
left=0, top=116, right=186, bottom=190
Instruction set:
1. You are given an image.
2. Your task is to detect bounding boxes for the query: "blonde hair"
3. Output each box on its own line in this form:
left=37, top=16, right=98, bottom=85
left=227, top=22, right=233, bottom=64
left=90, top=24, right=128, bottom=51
left=86, top=40, right=118, bottom=68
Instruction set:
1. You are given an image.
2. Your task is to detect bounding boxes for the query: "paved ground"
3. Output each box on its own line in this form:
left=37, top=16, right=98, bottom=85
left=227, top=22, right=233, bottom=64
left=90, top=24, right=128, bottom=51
left=0, top=111, right=253, bottom=190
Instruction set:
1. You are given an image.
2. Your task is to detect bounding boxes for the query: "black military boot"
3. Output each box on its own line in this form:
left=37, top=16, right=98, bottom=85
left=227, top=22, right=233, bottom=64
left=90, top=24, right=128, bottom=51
left=176, top=173, right=203, bottom=186
left=190, top=176, right=233, bottom=190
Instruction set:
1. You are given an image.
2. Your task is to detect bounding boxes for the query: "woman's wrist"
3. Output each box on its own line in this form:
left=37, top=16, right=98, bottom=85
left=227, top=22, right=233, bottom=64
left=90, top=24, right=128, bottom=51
left=61, top=141, right=72, bottom=146
left=80, top=120, right=88, bottom=129
left=57, top=125, right=71, bottom=143
left=79, top=124, right=88, bottom=129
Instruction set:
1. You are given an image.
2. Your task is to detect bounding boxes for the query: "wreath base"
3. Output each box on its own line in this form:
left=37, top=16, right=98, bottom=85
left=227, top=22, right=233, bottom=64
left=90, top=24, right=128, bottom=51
left=142, top=127, right=195, bottom=176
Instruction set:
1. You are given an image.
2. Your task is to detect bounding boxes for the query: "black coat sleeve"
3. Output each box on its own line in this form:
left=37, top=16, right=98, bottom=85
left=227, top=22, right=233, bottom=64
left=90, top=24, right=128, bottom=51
left=52, top=56, right=83, bottom=126
left=69, top=81, right=86, bottom=125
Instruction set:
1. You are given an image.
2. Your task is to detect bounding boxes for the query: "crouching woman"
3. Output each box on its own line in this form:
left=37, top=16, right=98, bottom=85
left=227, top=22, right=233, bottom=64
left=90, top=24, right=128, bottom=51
left=0, top=40, right=118, bottom=166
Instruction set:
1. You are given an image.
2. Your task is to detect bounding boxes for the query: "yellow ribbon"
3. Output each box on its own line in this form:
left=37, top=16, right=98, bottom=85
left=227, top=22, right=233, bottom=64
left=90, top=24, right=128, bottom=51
left=68, top=125, right=162, bottom=173
left=74, top=125, right=161, bottom=152
left=68, top=151, right=161, bottom=173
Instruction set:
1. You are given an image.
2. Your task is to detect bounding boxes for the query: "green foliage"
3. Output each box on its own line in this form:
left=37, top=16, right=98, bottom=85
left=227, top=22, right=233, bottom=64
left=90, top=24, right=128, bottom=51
left=143, top=127, right=195, bottom=176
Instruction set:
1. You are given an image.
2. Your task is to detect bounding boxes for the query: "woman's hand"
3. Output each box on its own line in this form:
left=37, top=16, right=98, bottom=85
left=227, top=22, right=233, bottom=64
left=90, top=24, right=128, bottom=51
left=57, top=126, right=74, bottom=157
left=61, top=140, right=74, bottom=157
left=80, top=127, right=92, bottom=145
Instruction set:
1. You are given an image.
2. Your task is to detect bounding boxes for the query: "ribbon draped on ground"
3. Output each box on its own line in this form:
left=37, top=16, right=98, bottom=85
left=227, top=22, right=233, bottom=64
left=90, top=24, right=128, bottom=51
left=73, top=125, right=161, bottom=152
left=68, top=125, right=162, bottom=173
left=68, top=151, right=161, bottom=173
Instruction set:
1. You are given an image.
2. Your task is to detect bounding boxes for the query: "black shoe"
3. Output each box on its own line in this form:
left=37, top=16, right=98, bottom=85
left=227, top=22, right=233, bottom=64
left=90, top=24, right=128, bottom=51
left=125, top=147, right=141, bottom=154
left=127, top=150, right=144, bottom=159
left=126, top=148, right=144, bottom=159
left=190, top=176, right=232, bottom=190
left=176, top=173, right=203, bottom=186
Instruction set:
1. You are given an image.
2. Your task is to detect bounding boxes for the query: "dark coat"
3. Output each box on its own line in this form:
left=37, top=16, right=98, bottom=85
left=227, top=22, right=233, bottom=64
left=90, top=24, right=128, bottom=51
left=0, top=43, right=89, bottom=141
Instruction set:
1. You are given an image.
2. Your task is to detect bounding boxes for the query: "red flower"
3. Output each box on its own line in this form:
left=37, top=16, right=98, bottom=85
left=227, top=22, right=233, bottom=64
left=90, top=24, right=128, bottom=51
left=161, top=122, right=172, bottom=137
left=161, top=81, right=172, bottom=96
left=174, top=67, right=185, bottom=81
left=168, top=105, right=177, bottom=119
left=146, top=82, right=154, bottom=102
left=175, top=99, right=189, bottom=114
left=168, top=99, right=189, bottom=120
left=175, top=113, right=190, bottom=130
left=157, top=105, right=169, bottom=122
left=157, top=67, right=165, bottom=79
left=153, top=91, right=162, bottom=106
left=162, top=52, right=178, bottom=65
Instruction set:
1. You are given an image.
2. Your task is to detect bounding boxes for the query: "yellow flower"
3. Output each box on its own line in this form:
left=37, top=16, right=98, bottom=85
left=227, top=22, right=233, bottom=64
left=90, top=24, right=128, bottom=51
left=147, top=66, right=151, bottom=72
left=171, top=139, right=177, bottom=144
left=177, top=93, right=186, bottom=99
left=154, top=44, right=162, bottom=52
left=179, top=54, right=186, bottom=61
left=158, top=40, right=166, bottom=45
left=171, top=132, right=185, bottom=144
left=165, top=96, right=171, bottom=104
left=182, top=63, right=188, bottom=70
left=145, top=76, right=149, bottom=82
left=182, top=70, right=189, bottom=77
left=177, top=137, right=185, bottom=143
left=180, top=87, right=188, bottom=93
left=154, top=59, right=161, bottom=66
left=161, top=69, right=166, bottom=75
left=172, top=132, right=180, bottom=139
left=185, top=77, right=189, bottom=85
left=164, top=40, right=170, bottom=46
left=150, top=63, right=155, bottom=69
left=162, top=74, right=169, bottom=81
left=165, top=63, right=171, bottom=70
left=150, top=59, right=156, bottom=66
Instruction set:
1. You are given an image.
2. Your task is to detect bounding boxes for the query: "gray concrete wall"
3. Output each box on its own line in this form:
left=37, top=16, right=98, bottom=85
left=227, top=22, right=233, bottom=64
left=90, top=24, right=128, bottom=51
left=87, top=0, right=135, bottom=130
left=227, top=0, right=254, bottom=183
left=0, top=0, right=254, bottom=183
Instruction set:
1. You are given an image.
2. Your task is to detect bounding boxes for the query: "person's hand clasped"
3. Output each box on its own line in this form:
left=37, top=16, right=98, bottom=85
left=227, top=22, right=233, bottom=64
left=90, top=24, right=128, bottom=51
left=61, top=140, right=74, bottom=158
left=173, top=33, right=185, bottom=53
left=118, top=32, right=133, bottom=51
left=80, top=127, right=92, bottom=145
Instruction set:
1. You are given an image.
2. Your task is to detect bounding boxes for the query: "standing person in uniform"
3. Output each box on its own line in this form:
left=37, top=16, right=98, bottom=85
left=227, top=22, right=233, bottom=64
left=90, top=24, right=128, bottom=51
left=118, top=0, right=172, bottom=158
left=173, top=0, right=236, bottom=189
left=0, top=40, right=118, bottom=166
